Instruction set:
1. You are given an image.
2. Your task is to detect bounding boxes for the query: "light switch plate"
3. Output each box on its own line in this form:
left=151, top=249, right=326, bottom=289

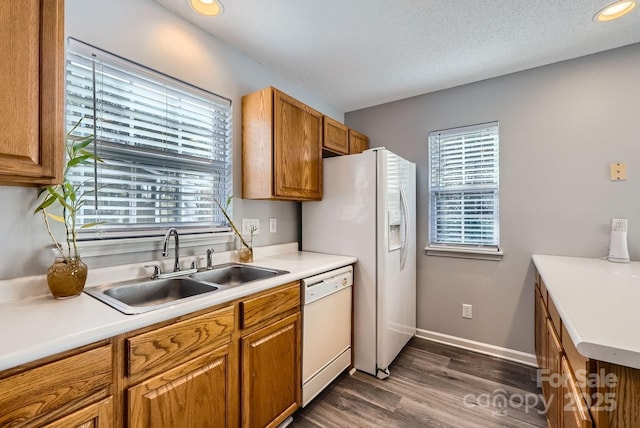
left=610, top=162, right=626, bottom=181
left=269, top=218, right=277, bottom=233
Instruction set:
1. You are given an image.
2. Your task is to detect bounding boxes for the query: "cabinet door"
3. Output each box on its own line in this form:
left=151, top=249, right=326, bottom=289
left=241, top=313, right=301, bottom=428
left=273, top=90, right=322, bottom=200
left=561, top=358, right=593, bottom=428
left=323, top=116, right=349, bottom=155
left=535, top=287, right=548, bottom=380
left=42, top=397, right=113, bottom=428
left=0, top=0, right=64, bottom=185
left=547, top=319, right=563, bottom=428
left=349, top=129, right=369, bottom=154
left=128, top=345, right=234, bottom=428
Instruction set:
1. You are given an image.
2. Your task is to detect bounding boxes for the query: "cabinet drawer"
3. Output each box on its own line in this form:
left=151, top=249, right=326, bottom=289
left=539, top=277, right=548, bottom=307
left=0, top=344, right=112, bottom=426
left=241, top=282, right=300, bottom=329
left=547, top=294, right=562, bottom=340
left=562, top=357, right=593, bottom=428
left=127, top=305, right=234, bottom=380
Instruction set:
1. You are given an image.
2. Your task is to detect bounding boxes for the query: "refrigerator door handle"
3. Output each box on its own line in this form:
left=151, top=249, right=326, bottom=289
left=400, top=187, right=410, bottom=270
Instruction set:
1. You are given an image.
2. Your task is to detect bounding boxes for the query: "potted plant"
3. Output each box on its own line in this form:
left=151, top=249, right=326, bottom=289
left=214, top=196, right=257, bottom=263
left=34, top=120, right=102, bottom=299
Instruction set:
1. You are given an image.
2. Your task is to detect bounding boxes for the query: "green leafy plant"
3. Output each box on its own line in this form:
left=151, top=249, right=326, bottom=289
left=214, top=196, right=256, bottom=249
left=34, top=120, right=103, bottom=261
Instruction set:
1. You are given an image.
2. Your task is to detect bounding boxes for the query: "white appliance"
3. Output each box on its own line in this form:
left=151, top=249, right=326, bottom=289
left=302, top=148, right=416, bottom=379
left=608, top=218, right=630, bottom=263
left=301, top=266, right=353, bottom=407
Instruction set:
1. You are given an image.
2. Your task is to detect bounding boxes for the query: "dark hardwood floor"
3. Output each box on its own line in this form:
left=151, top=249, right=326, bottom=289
left=291, top=338, right=546, bottom=428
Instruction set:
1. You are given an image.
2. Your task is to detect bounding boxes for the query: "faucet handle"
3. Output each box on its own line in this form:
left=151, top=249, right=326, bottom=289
left=206, top=248, right=215, bottom=270
left=144, top=264, right=161, bottom=280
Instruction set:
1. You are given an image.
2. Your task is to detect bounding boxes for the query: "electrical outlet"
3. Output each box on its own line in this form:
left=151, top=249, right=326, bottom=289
left=242, top=218, right=260, bottom=235
left=462, top=304, right=472, bottom=319
left=270, top=218, right=277, bottom=233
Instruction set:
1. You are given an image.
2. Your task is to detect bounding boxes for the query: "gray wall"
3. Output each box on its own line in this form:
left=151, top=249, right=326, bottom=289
left=346, top=43, right=640, bottom=354
left=0, top=0, right=343, bottom=280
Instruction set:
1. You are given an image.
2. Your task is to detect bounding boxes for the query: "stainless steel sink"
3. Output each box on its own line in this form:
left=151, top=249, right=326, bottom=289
left=191, top=263, right=289, bottom=287
left=84, top=263, right=289, bottom=315
left=84, top=277, right=219, bottom=315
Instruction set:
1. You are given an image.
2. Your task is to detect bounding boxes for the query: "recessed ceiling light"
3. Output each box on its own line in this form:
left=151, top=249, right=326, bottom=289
left=594, top=0, right=636, bottom=21
left=189, top=0, right=223, bottom=16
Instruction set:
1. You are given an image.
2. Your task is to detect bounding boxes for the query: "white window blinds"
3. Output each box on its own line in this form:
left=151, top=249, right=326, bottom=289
left=428, top=122, right=500, bottom=249
left=65, top=40, right=232, bottom=237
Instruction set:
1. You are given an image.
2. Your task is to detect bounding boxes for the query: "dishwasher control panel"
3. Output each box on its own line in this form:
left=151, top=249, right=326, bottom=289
left=302, top=265, right=353, bottom=305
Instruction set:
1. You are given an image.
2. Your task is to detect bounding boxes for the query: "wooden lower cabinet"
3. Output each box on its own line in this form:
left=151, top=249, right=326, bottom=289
left=562, top=358, right=593, bottom=428
left=592, top=361, right=640, bottom=428
left=128, top=345, right=234, bottom=428
left=43, top=397, right=114, bottom=428
left=241, top=313, right=301, bottom=428
left=534, top=287, right=547, bottom=393
left=546, top=319, right=563, bottom=428
left=0, top=342, right=113, bottom=427
left=535, top=271, right=640, bottom=428
left=0, top=282, right=303, bottom=428
left=123, top=283, right=301, bottom=428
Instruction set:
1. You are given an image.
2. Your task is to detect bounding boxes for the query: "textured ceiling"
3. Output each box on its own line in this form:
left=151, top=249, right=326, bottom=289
left=154, top=0, right=640, bottom=112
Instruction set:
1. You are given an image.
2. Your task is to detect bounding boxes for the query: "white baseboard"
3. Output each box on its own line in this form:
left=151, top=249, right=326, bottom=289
left=415, top=328, right=537, bottom=367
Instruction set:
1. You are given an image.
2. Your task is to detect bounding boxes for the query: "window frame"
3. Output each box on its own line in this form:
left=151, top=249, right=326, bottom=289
left=426, top=122, right=503, bottom=261
left=64, top=38, right=234, bottom=251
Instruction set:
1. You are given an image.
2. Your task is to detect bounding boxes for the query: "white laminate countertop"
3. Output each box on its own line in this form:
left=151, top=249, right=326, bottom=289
left=532, top=254, right=640, bottom=369
left=0, top=245, right=356, bottom=372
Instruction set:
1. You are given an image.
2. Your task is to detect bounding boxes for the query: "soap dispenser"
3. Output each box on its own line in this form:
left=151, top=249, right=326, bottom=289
left=608, top=218, right=630, bottom=263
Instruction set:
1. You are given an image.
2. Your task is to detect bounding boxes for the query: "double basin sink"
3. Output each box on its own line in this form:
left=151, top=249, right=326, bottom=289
left=84, top=263, right=289, bottom=315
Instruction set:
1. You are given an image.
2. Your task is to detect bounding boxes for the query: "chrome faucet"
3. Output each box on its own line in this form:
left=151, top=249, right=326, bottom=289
left=206, top=248, right=215, bottom=270
left=162, top=228, right=180, bottom=272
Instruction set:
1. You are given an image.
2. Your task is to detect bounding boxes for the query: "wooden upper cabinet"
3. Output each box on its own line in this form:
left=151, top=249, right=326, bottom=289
left=322, top=116, right=349, bottom=156
left=242, top=86, right=323, bottom=201
left=349, top=129, right=369, bottom=154
left=0, top=0, right=65, bottom=186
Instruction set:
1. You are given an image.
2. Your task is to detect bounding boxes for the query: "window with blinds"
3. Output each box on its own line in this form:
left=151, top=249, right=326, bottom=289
left=65, top=39, right=232, bottom=238
left=428, top=122, right=500, bottom=250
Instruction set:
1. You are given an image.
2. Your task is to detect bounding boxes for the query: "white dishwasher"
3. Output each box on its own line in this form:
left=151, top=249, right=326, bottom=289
left=301, top=265, right=353, bottom=407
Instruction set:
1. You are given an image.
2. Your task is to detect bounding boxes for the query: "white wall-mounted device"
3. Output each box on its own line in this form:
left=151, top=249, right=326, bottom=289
left=608, top=218, right=629, bottom=263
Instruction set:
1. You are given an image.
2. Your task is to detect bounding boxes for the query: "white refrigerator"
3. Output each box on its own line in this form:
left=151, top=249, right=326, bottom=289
left=302, top=148, right=416, bottom=379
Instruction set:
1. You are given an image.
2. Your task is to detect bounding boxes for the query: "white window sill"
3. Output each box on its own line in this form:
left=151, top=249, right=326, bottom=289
left=425, top=245, right=504, bottom=261
left=57, top=231, right=236, bottom=258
